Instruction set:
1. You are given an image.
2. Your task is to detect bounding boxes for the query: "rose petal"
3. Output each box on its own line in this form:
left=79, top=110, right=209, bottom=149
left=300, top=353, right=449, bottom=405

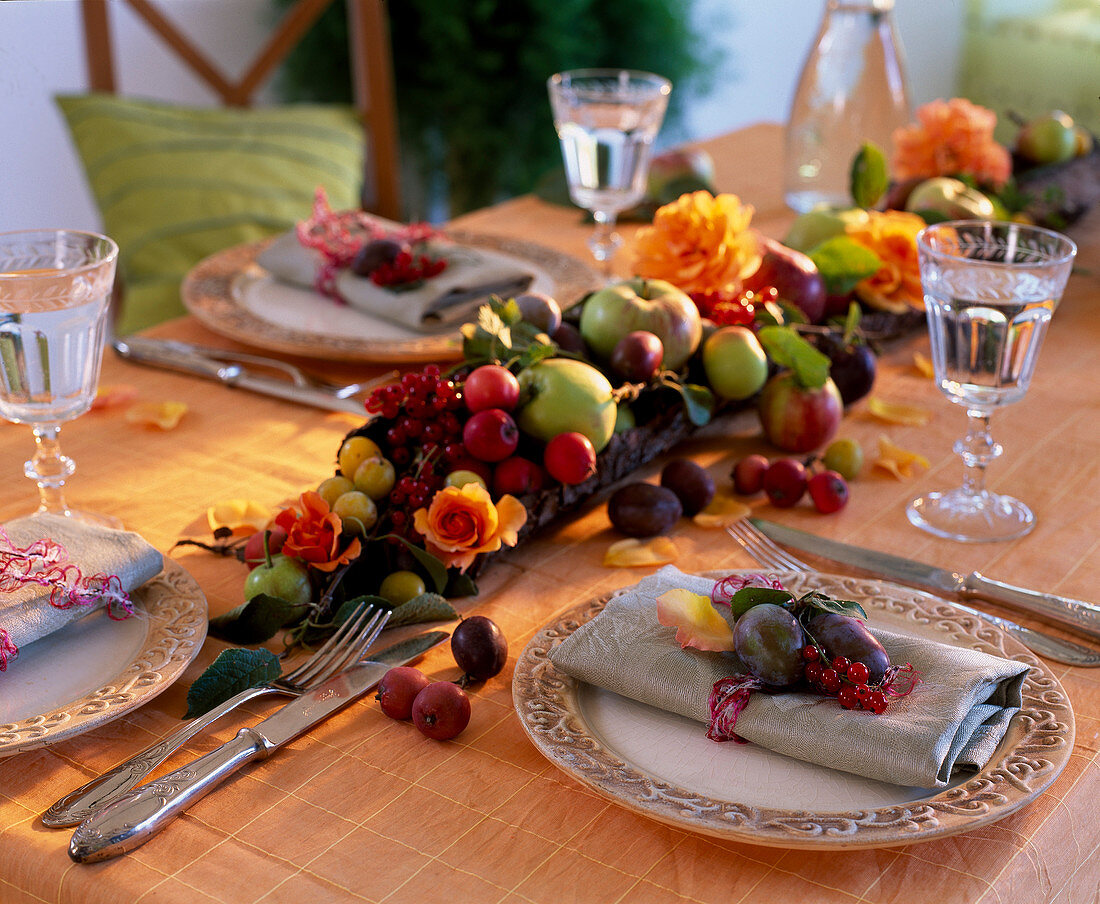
left=867, top=397, right=932, bottom=426
left=207, top=499, right=274, bottom=534
left=602, top=536, right=678, bottom=568
left=656, top=588, right=734, bottom=652
left=873, top=435, right=931, bottom=480
left=912, top=352, right=935, bottom=379
left=126, top=401, right=188, bottom=429
left=692, top=494, right=752, bottom=529
left=91, top=384, right=139, bottom=410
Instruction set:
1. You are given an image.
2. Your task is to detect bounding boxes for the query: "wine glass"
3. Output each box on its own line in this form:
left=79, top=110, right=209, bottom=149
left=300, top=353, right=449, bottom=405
left=548, top=69, right=671, bottom=274
left=0, top=229, right=120, bottom=528
left=907, top=220, right=1076, bottom=542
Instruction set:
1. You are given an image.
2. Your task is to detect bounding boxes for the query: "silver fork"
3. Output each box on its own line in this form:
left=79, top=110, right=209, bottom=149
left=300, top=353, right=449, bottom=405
left=42, top=602, right=390, bottom=827
left=727, top=519, right=1100, bottom=668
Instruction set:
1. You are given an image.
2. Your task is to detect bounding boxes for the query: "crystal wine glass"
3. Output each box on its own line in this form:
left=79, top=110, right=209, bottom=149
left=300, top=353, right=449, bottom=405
left=0, top=229, right=120, bottom=527
left=907, top=220, right=1076, bottom=542
left=548, top=69, right=671, bottom=275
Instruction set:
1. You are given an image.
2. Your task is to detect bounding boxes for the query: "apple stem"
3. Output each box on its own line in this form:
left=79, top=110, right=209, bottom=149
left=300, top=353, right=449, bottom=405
left=262, top=530, right=274, bottom=569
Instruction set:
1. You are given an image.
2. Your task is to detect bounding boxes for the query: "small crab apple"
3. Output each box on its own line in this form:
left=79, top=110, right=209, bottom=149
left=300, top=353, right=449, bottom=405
left=462, top=408, right=519, bottom=462
left=544, top=432, right=597, bottom=485
left=464, top=365, right=520, bottom=413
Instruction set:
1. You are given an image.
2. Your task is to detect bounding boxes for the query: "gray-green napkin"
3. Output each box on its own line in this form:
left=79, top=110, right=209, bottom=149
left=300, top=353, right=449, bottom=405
left=549, top=566, right=1030, bottom=789
left=1, top=514, right=163, bottom=651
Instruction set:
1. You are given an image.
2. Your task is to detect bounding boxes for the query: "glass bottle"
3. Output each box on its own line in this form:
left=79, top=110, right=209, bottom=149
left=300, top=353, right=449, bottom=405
left=784, top=0, right=910, bottom=213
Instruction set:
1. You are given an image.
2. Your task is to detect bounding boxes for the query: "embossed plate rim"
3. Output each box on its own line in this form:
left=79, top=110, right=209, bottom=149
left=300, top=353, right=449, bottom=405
left=181, top=231, right=601, bottom=363
left=0, top=559, right=208, bottom=757
left=512, top=570, right=1075, bottom=849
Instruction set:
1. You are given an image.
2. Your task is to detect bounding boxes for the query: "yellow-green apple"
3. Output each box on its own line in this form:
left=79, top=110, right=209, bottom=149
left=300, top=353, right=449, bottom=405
left=904, top=177, right=996, bottom=220
left=1017, top=111, right=1077, bottom=165
left=516, top=358, right=617, bottom=452
left=757, top=371, right=842, bottom=453
left=783, top=207, right=870, bottom=253
left=579, top=278, right=702, bottom=371
left=702, top=326, right=769, bottom=401
left=742, top=236, right=827, bottom=323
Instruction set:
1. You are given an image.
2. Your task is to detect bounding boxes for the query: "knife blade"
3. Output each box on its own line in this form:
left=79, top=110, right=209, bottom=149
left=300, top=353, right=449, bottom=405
left=753, top=518, right=1100, bottom=644
left=69, top=658, right=396, bottom=863
left=113, top=336, right=367, bottom=414
left=44, top=630, right=448, bottom=828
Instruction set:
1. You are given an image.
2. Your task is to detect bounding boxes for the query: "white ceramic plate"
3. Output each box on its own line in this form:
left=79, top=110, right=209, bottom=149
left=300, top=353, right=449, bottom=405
left=513, top=571, right=1075, bottom=849
left=0, top=559, right=208, bottom=756
left=182, top=231, right=601, bottom=363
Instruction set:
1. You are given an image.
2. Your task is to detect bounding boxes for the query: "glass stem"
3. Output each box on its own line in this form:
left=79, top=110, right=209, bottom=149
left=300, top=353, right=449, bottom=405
left=26, top=423, right=75, bottom=516
left=953, top=410, right=1002, bottom=497
left=588, top=210, right=622, bottom=277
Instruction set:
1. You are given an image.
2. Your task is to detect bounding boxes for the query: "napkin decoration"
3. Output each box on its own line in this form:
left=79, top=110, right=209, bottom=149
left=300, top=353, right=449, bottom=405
left=257, top=189, right=534, bottom=333
left=0, top=514, right=163, bottom=670
left=550, top=566, right=1030, bottom=789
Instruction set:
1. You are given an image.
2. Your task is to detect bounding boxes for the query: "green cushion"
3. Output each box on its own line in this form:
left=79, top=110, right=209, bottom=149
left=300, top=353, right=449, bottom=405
left=56, top=93, right=364, bottom=333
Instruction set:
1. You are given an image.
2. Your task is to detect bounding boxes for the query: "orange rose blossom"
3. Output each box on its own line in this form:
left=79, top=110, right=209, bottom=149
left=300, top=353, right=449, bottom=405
left=843, top=209, right=927, bottom=314
left=413, top=483, right=527, bottom=573
left=892, top=98, right=1011, bottom=189
left=274, top=491, right=361, bottom=573
left=632, top=190, right=761, bottom=295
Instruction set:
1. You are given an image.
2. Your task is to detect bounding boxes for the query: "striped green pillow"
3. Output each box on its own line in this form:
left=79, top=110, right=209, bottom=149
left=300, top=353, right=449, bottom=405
left=57, top=94, right=364, bottom=333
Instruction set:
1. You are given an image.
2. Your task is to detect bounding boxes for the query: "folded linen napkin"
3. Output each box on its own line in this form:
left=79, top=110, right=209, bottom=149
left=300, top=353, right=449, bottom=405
left=549, top=566, right=1031, bottom=789
left=257, top=230, right=534, bottom=333
left=0, top=514, right=163, bottom=658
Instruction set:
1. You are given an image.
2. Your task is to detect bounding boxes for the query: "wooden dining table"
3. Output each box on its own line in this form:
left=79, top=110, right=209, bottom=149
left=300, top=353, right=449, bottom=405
left=1, top=124, right=1098, bottom=904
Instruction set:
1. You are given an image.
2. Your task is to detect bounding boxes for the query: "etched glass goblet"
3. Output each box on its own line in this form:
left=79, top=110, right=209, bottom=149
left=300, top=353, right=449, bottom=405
left=907, top=220, right=1076, bottom=542
left=0, top=230, right=120, bottom=527
left=548, top=69, right=671, bottom=274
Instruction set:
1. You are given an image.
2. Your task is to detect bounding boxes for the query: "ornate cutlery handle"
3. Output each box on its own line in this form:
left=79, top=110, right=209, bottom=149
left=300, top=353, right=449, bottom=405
left=43, top=685, right=279, bottom=827
left=69, top=727, right=270, bottom=863
left=965, top=573, right=1100, bottom=643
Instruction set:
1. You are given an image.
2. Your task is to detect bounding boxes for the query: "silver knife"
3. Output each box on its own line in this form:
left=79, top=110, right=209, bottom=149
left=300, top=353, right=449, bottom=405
left=113, top=336, right=367, bottom=414
left=44, top=630, right=448, bottom=828
left=753, top=518, right=1100, bottom=645
left=70, top=660, right=393, bottom=863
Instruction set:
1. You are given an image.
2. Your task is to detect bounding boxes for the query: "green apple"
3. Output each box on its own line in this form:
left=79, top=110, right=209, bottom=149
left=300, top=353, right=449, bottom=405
left=516, top=358, right=617, bottom=452
left=244, top=554, right=312, bottom=605
left=702, top=326, right=769, bottom=401
left=1017, top=111, right=1077, bottom=165
left=905, top=177, right=996, bottom=220
left=579, top=277, right=702, bottom=371
left=783, top=206, right=870, bottom=253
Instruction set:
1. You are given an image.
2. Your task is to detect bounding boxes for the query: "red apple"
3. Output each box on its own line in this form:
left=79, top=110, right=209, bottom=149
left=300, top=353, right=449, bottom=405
left=757, top=371, right=842, bottom=453
left=492, top=456, right=545, bottom=497
left=743, top=236, right=827, bottom=323
left=464, top=364, right=520, bottom=413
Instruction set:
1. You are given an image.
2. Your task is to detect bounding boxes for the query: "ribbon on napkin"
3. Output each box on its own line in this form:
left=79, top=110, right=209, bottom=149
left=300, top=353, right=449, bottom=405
left=0, top=514, right=163, bottom=666
left=549, top=566, right=1030, bottom=789
left=257, top=231, right=534, bottom=333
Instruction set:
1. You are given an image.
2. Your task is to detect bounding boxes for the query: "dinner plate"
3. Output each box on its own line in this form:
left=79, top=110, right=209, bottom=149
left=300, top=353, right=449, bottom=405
left=182, top=231, right=602, bottom=363
left=0, top=559, right=208, bottom=757
left=513, top=570, right=1074, bottom=849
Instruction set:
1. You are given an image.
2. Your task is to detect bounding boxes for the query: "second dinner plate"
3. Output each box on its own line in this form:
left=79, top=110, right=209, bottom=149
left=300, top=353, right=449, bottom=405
left=513, top=570, right=1074, bottom=849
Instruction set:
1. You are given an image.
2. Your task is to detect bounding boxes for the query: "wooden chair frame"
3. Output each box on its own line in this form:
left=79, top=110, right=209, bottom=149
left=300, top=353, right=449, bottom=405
left=80, top=0, right=401, bottom=219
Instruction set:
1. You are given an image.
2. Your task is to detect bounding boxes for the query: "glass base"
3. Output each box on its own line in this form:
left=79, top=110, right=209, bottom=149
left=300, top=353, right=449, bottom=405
left=30, top=506, right=124, bottom=531
left=906, top=489, right=1035, bottom=543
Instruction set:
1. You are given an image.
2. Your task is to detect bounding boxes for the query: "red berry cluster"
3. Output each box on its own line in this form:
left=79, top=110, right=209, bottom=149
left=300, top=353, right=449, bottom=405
left=370, top=249, right=447, bottom=287
left=801, top=645, right=889, bottom=714
left=365, top=366, right=468, bottom=530
left=690, top=286, right=779, bottom=328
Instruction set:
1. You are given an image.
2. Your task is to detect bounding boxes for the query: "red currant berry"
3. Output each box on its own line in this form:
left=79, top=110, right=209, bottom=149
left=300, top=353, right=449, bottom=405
left=867, top=691, right=888, bottom=714
left=424, top=364, right=441, bottom=377
left=837, top=685, right=860, bottom=709
left=805, top=662, right=823, bottom=684
left=390, top=510, right=407, bottom=527
left=854, top=684, right=871, bottom=704
left=801, top=644, right=820, bottom=662
left=820, top=668, right=840, bottom=693
left=846, top=661, right=870, bottom=684
left=391, top=447, right=411, bottom=467
left=831, top=656, right=850, bottom=674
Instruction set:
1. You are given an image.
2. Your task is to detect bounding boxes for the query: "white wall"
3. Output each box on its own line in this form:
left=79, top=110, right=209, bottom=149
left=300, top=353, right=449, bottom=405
left=0, top=0, right=965, bottom=233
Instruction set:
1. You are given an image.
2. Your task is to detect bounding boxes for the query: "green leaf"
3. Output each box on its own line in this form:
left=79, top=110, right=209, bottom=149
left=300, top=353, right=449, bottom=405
left=757, top=325, right=831, bottom=389
left=728, top=587, right=794, bottom=616
left=850, top=141, right=889, bottom=208
left=332, top=595, right=391, bottom=627
left=208, top=593, right=310, bottom=645
left=380, top=534, right=449, bottom=594
left=842, top=301, right=862, bottom=345
left=516, top=337, right=558, bottom=370
left=809, top=236, right=882, bottom=297
left=388, top=592, right=459, bottom=627
left=372, top=630, right=449, bottom=666
left=184, top=648, right=282, bottom=719
left=445, top=570, right=479, bottom=599
left=797, top=590, right=867, bottom=621
left=658, top=376, right=714, bottom=426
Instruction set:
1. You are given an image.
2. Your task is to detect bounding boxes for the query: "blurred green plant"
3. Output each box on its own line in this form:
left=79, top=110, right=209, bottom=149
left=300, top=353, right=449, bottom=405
left=273, top=0, right=714, bottom=217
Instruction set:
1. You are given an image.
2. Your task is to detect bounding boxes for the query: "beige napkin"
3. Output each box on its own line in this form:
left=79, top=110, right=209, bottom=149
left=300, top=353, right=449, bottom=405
left=0, top=514, right=163, bottom=652
left=257, top=231, right=534, bottom=332
left=549, top=566, right=1030, bottom=789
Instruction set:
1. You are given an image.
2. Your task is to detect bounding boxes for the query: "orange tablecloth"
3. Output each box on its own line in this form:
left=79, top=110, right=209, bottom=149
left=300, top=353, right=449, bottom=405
left=1, top=124, right=1098, bottom=903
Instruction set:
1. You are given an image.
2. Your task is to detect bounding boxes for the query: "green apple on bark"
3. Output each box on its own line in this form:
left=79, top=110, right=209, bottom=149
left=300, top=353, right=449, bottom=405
left=516, top=358, right=617, bottom=452
left=580, top=278, right=702, bottom=371
left=1017, top=111, right=1077, bottom=165
left=702, top=326, right=769, bottom=401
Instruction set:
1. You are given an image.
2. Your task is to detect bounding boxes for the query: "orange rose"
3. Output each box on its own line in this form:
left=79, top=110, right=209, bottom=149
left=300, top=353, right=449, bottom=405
left=843, top=210, right=927, bottom=314
left=892, top=98, right=1011, bottom=189
left=412, top=483, right=527, bottom=573
left=274, top=491, right=361, bottom=573
left=632, top=191, right=761, bottom=295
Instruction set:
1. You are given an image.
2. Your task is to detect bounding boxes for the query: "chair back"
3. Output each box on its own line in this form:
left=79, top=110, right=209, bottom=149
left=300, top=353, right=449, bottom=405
left=79, top=0, right=401, bottom=220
